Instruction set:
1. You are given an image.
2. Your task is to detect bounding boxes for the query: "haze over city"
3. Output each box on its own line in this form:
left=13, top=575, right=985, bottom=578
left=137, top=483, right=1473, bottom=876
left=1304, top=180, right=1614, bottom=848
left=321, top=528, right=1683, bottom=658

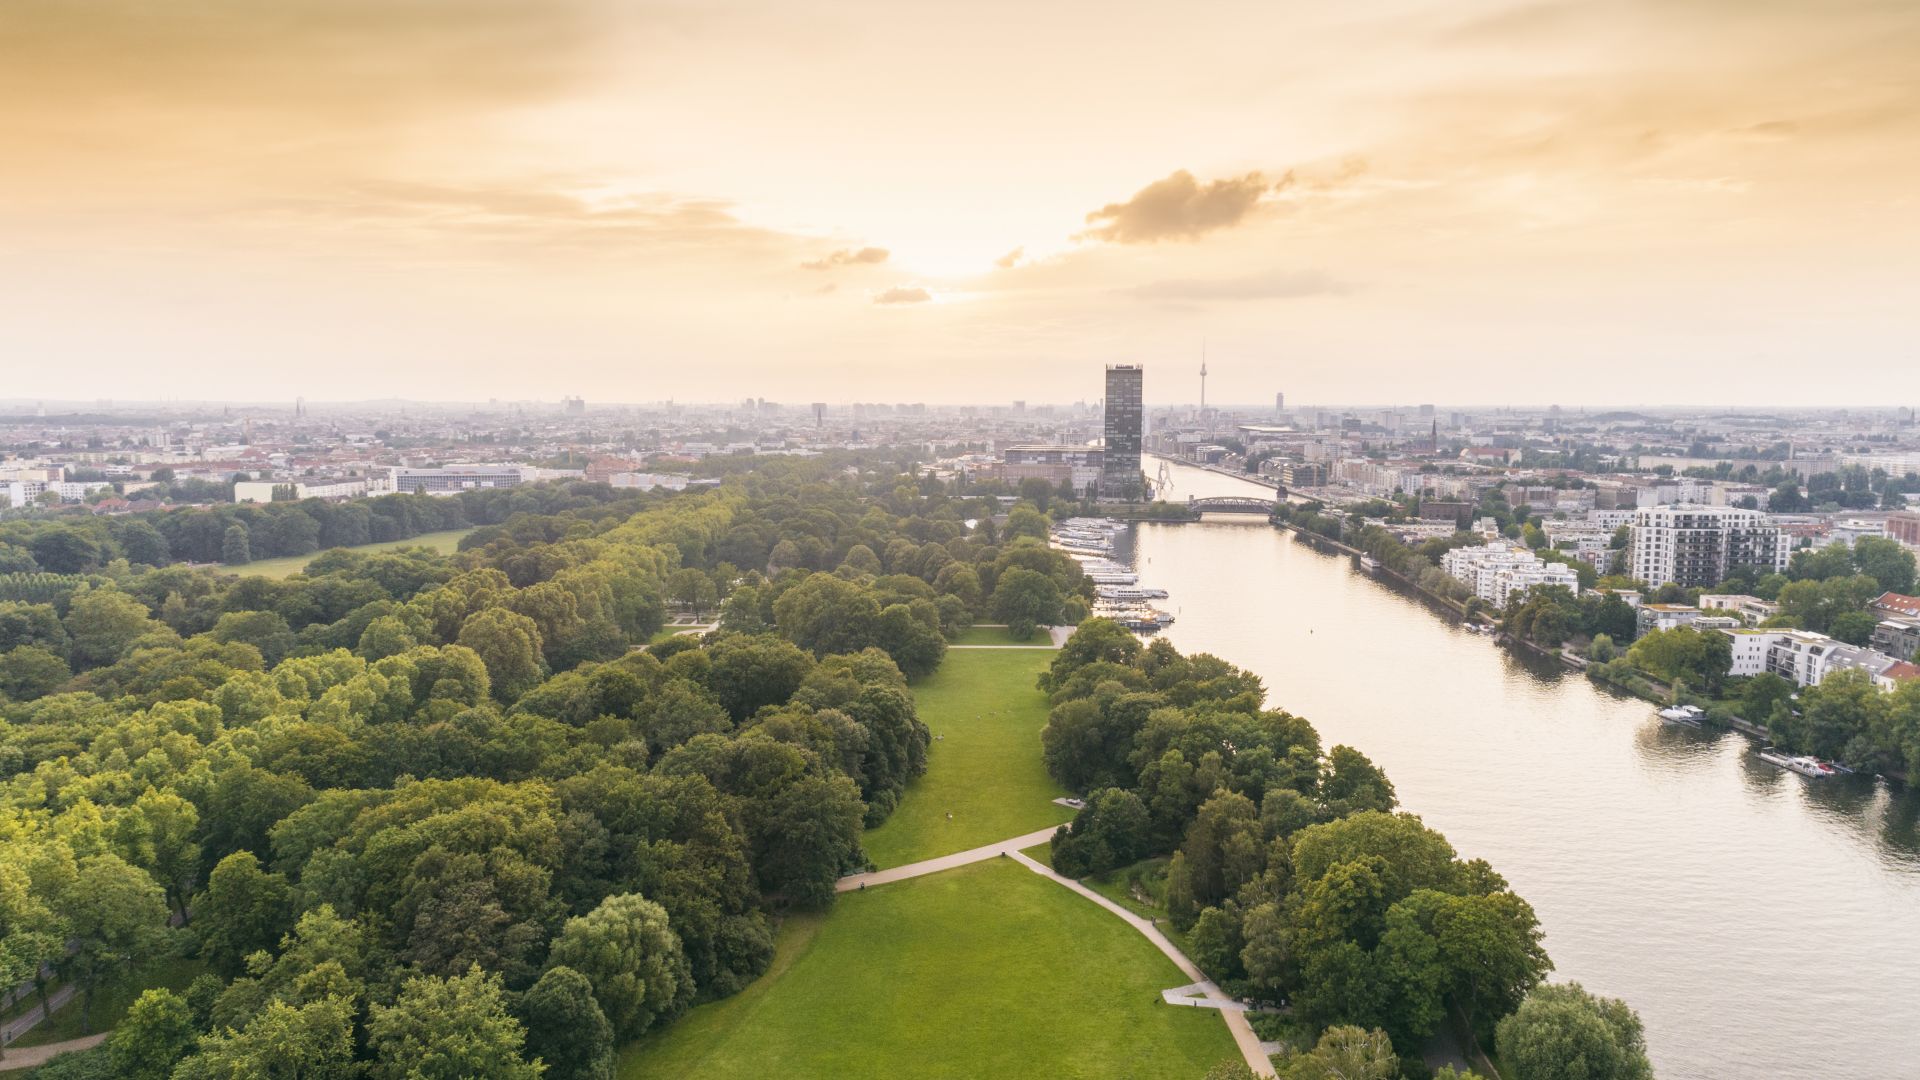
left=4, top=0, right=1915, bottom=404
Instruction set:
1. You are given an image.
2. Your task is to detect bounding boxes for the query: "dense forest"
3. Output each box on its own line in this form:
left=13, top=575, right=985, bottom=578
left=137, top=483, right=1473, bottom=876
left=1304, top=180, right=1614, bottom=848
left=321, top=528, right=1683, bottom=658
left=0, top=459, right=1092, bottom=1079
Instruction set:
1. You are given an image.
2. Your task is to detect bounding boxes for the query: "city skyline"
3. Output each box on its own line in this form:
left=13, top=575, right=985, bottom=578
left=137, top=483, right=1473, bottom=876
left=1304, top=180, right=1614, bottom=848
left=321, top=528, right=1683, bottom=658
left=3, top=0, right=1915, bottom=405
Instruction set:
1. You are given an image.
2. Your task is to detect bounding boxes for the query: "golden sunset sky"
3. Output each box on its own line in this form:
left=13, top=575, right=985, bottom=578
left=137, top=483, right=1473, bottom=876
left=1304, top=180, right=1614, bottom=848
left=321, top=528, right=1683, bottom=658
left=3, top=0, right=1915, bottom=405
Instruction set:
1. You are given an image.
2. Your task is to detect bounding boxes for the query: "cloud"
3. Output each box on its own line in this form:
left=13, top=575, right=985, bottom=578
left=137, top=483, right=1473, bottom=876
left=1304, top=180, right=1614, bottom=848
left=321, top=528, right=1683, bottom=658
left=1080, top=170, right=1271, bottom=243
left=801, top=246, right=890, bottom=270
left=994, top=247, right=1024, bottom=269
left=1128, top=269, right=1348, bottom=302
left=873, top=286, right=932, bottom=305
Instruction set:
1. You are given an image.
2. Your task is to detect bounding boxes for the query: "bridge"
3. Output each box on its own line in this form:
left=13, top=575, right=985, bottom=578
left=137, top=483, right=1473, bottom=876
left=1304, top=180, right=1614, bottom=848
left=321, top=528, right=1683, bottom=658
left=1187, top=496, right=1281, bottom=515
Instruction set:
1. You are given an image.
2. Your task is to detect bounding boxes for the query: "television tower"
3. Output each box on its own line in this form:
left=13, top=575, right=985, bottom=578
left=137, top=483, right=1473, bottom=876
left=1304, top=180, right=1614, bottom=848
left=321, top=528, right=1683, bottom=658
left=1199, top=340, right=1208, bottom=412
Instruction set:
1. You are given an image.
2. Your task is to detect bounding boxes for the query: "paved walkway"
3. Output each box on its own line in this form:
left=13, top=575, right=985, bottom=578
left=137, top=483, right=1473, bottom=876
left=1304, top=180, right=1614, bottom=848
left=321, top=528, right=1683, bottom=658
left=835, top=827, right=1063, bottom=893
left=0, top=1032, right=106, bottom=1071
left=1008, top=851, right=1276, bottom=1077
left=1, top=982, right=75, bottom=1046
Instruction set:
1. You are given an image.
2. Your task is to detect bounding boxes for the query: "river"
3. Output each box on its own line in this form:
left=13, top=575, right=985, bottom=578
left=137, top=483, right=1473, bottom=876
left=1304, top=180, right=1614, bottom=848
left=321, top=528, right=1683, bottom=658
left=1126, top=459, right=1920, bottom=1080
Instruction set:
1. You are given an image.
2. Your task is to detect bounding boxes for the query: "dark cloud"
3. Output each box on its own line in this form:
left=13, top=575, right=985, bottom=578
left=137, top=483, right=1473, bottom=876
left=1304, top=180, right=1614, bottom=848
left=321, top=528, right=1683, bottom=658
left=873, top=286, right=932, bottom=305
left=1081, top=170, right=1271, bottom=243
left=1128, top=269, right=1347, bottom=302
left=801, top=246, right=890, bottom=270
left=994, top=247, right=1024, bottom=269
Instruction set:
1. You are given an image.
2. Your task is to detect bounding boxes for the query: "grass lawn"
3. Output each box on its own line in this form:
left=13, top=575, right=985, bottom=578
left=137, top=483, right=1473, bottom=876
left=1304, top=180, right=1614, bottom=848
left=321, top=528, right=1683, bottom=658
left=12, top=955, right=208, bottom=1047
left=950, top=624, right=1054, bottom=646
left=236, top=527, right=474, bottom=579
left=616, top=859, right=1236, bottom=1080
left=861, top=650, right=1074, bottom=869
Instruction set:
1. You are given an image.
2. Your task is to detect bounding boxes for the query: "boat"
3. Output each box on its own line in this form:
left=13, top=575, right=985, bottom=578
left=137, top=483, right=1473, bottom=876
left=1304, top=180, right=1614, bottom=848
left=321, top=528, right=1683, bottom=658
left=1358, top=555, right=1380, bottom=571
left=1658, top=704, right=1706, bottom=728
left=1757, top=750, right=1838, bottom=778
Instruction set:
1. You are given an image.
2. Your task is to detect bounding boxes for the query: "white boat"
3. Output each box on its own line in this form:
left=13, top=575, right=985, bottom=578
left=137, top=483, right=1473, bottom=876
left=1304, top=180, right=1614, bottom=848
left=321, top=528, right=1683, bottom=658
left=1757, top=750, right=1838, bottom=778
left=1358, top=555, right=1380, bottom=571
left=1658, top=705, right=1706, bottom=727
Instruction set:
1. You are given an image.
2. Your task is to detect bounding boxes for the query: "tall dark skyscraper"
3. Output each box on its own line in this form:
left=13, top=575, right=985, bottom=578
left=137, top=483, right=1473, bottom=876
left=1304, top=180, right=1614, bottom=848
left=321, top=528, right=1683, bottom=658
left=1101, top=364, right=1143, bottom=498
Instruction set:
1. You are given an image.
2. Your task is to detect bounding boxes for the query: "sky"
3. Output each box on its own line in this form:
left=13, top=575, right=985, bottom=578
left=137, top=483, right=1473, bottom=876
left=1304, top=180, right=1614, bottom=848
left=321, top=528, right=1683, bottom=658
left=2, top=0, right=1915, bottom=407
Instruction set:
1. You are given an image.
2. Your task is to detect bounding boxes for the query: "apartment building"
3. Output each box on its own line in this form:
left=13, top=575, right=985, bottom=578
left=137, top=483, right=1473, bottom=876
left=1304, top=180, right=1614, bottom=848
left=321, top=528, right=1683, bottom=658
left=1722, top=628, right=1902, bottom=688
left=1441, top=541, right=1582, bottom=605
left=1626, top=505, right=1789, bottom=587
left=1698, top=594, right=1781, bottom=626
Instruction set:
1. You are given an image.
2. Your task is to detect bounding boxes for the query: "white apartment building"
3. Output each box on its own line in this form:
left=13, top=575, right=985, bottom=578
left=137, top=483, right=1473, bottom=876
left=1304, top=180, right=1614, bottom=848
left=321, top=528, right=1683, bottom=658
left=1721, top=628, right=1902, bottom=687
left=1627, top=505, right=1789, bottom=588
left=1441, top=541, right=1582, bottom=605
left=233, top=476, right=396, bottom=503
left=2, top=480, right=112, bottom=508
left=1698, top=594, right=1780, bottom=626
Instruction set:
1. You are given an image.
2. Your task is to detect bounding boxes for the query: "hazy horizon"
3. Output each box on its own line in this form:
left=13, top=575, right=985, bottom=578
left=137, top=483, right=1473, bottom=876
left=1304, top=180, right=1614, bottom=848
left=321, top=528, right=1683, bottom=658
left=4, top=0, right=1915, bottom=405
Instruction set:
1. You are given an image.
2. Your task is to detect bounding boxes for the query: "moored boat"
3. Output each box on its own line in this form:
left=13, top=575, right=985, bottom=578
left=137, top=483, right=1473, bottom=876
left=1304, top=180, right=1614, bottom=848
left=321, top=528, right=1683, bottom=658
left=1757, top=750, right=1838, bottom=778
left=1658, top=704, right=1706, bottom=727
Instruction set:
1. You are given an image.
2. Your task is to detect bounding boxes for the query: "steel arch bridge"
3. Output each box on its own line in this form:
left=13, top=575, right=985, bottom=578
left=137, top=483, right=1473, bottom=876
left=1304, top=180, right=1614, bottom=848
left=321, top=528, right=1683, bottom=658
left=1187, top=496, right=1281, bottom=515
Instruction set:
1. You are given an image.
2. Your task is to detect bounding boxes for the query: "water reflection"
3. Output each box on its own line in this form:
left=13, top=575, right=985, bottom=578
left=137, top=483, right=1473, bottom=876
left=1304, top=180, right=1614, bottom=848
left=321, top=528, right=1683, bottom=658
left=1134, top=459, right=1920, bottom=1080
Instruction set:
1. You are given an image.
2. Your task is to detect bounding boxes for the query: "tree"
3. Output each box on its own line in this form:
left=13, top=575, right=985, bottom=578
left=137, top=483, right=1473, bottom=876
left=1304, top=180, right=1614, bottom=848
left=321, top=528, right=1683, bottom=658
left=518, top=965, right=614, bottom=1080
left=1321, top=746, right=1396, bottom=818
left=173, top=996, right=359, bottom=1080
left=0, top=644, right=69, bottom=698
left=118, top=521, right=172, bottom=567
left=458, top=607, right=546, bottom=702
left=1850, top=535, right=1916, bottom=594
left=64, top=588, right=159, bottom=669
left=116, top=787, right=201, bottom=924
left=667, top=567, right=719, bottom=617
left=1004, top=506, right=1051, bottom=541
left=1495, top=982, right=1652, bottom=1080
left=1829, top=609, right=1878, bottom=646
left=65, top=854, right=169, bottom=1034
left=706, top=634, right=815, bottom=721
left=1050, top=787, right=1152, bottom=878
left=196, top=851, right=293, bottom=976
left=107, top=989, right=195, bottom=1080
left=989, top=566, right=1062, bottom=639
left=221, top=523, right=253, bottom=566
left=1281, top=1025, right=1398, bottom=1080
left=545, top=892, right=695, bottom=1040
left=773, top=573, right=880, bottom=656
left=1626, top=626, right=1731, bottom=693
left=30, top=528, right=103, bottom=574
left=210, top=610, right=296, bottom=666
left=366, top=965, right=540, bottom=1080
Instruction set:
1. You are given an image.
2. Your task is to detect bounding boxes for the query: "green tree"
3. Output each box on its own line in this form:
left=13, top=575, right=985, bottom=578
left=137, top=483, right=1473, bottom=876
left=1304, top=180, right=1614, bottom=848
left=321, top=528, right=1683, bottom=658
left=1281, top=1025, right=1398, bottom=1080
left=1004, top=506, right=1051, bottom=541
left=173, top=996, right=359, bottom=1080
left=667, top=567, right=719, bottom=618
left=458, top=607, right=546, bottom=702
left=116, top=787, right=201, bottom=923
left=1849, top=535, right=1916, bottom=594
left=1495, top=981, right=1652, bottom=1080
left=367, top=965, right=540, bottom=1080
left=989, top=566, right=1062, bottom=639
left=64, top=588, right=159, bottom=669
left=221, top=523, right=253, bottom=566
left=772, top=573, right=880, bottom=656
left=518, top=965, right=614, bottom=1080
left=107, top=989, right=195, bottom=1080
left=0, top=644, right=69, bottom=698
left=545, top=892, right=695, bottom=1040
left=706, top=634, right=815, bottom=722
left=30, top=528, right=102, bottom=574
left=196, top=851, right=293, bottom=976
left=65, top=853, right=169, bottom=1033
left=210, top=610, right=296, bottom=666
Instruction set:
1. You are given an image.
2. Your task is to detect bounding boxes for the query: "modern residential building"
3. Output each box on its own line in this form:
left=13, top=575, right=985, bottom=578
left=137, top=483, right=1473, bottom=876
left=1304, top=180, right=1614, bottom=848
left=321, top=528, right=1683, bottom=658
left=389, top=465, right=527, bottom=494
left=1872, top=618, right=1920, bottom=662
left=1440, top=541, right=1582, bottom=605
left=1722, top=628, right=1903, bottom=687
left=1626, top=505, right=1790, bottom=587
left=1100, top=364, right=1144, bottom=498
left=1698, top=593, right=1781, bottom=626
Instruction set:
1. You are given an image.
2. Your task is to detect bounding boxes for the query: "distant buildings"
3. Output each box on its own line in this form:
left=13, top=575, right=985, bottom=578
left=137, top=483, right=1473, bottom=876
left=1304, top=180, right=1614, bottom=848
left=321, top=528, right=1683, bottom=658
left=1001, top=445, right=1104, bottom=497
left=233, top=477, right=392, bottom=503
left=1887, top=513, right=1920, bottom=547
left=1626, top=505, right=1790, bottom=587
left=389, top=465, right=528, bottom=494
left=1101, top=365, right=1144, bottom=498
left=1441, top=541, right=1581, bottom=605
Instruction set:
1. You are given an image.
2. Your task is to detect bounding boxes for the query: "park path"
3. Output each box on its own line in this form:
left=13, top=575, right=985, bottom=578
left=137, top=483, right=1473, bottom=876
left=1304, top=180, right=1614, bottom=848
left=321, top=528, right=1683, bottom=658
left=0, top=982, right=76, bottom=1047
left=1007, top=851, right=1276, bottom=1078
left=835, top=824, right=1276, bottom=1077
left=0, top=1032, right=105, bottom=1071
left=836, top=827, right=1062, bottom=892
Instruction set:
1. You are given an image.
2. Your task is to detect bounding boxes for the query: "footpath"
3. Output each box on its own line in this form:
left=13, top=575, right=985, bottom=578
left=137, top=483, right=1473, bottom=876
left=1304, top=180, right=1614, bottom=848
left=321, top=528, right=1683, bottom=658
left=840, top=819, right=1278, bottom=1077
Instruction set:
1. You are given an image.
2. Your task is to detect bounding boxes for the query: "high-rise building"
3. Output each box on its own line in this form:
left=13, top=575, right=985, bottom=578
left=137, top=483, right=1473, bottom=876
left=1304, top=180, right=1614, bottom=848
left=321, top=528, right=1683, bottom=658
left=1101, top=364, right=1144, bottom=498
left=1275, top=391, right=1285, bottom=412
left=811, top=402, right=826, bottom=427
left=1627, top=505, right=1790, bottom=587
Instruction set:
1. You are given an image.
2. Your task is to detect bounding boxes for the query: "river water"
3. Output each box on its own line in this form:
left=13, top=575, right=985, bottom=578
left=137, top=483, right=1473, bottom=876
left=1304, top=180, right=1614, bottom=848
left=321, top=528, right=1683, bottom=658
left=1128, top=459, right=1920, bottom=1080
